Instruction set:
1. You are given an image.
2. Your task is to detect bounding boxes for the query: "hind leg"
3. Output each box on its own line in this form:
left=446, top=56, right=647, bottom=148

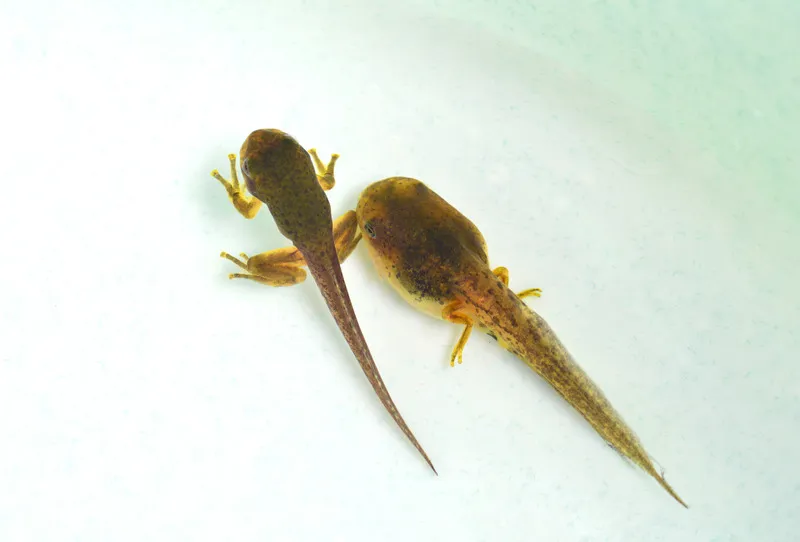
left=492, top=266, right=542, bottom=300
left=219, top=210, right=362, bottom=287
left=441, top=301, right=474, bottom=367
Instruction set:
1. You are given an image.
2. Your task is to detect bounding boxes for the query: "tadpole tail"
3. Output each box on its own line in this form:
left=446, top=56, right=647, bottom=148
left=648, top=465, right=688, bottom=508
left=301, top=242, right=437, bottom=475
left=467, top=268, right=686, bottom=507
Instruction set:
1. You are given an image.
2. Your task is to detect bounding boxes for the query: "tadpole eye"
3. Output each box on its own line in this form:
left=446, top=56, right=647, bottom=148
left=363, top=221, right=377, bottom=239
left=241, top=158, right=250, bottom=176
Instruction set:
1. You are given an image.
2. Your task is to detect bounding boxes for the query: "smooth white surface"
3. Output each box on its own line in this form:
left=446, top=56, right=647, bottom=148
left=1, top=1, right=798, bottom=540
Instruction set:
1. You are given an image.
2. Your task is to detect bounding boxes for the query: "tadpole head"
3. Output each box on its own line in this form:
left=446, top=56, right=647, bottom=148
left=239, top=128, right=331, bottom=247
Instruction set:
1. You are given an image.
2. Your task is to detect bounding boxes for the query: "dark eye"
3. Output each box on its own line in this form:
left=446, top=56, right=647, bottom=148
left=363, top=221, right=377, bottom=239
left=241, top=158, right=250, bottom=176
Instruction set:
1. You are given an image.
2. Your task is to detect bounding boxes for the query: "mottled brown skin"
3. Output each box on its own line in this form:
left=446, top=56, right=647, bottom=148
left=211, top=130, right=435, bottom=473
left=355, top=177, right=687, bottom=507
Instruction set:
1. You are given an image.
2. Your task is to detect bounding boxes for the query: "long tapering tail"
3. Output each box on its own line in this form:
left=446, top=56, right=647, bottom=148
left=464, top=269, right=687, bottom=507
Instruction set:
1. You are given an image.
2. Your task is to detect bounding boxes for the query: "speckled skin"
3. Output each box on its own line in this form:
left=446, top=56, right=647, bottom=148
left=236, top=131, right=435, bottom=473
left=240, top=130, right=333, bottom=250
left=356, top=177, right=686, bottom=507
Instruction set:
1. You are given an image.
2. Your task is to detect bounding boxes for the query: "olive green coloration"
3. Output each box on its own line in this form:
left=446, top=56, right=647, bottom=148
left=239, top=129, right=332, bottom=251
left=354, top=177, right=687, bottom=507
left=211, top=131, right=436, bottom=474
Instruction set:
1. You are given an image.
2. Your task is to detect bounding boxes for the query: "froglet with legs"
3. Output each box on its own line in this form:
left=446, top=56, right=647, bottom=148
left=351, top=176, right=686, bottom=506
left=210, top=130, right=435, bottom=473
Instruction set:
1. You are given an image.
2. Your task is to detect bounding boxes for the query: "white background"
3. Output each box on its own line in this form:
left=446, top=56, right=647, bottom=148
left=1, top=1, right=798, bottom=540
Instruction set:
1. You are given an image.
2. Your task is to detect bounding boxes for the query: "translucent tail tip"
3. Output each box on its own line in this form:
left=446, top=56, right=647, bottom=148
left=655, top=471, right=688, bottom=509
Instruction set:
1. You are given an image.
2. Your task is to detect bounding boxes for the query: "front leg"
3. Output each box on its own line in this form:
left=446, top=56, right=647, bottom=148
left=308, top=148, right=339, bottom=191
left=211, top=153, right=263, bottom=219
left=211, top=147, right=339, bottom=215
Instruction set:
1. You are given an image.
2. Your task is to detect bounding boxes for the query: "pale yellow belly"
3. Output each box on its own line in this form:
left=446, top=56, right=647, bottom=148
left=363, top=241, right=450, bottom=321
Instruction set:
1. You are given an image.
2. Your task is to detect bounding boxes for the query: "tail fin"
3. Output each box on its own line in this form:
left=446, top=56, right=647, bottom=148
left=467, top=270, right=686, bottom=507
left=648, top=464, right=688, bottom=508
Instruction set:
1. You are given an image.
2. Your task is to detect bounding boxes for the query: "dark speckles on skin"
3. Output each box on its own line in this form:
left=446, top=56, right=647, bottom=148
left=413, top=182, right=430, bottom=197
left=396, top=226, right=465, bottom=303
left=358, top=178, right=689, bottom=505
left=363, top=177, right=491, bottom=308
